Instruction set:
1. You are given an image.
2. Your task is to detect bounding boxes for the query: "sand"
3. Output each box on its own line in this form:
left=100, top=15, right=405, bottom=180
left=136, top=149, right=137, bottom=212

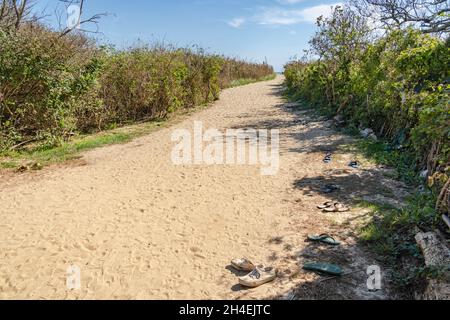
left=0, top=76, right=403, bottom=300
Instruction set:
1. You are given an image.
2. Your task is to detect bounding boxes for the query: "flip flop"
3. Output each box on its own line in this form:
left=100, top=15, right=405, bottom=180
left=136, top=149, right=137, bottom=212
left=238, top=267, right=277, bottom=288
left=307, top=234, right=341, bottom=246
left=323, top=203, right=350, bottom=213
left=303, top=262, right=344, bottom=276
left=231, top=258, right=256, bottom=272
left=323, top=156, right=332, bottom=164
left=323, top=152, right=333, bottom=163
left=349, top=161, right=360, bottom=169
left=317, top=201, right=334, bottom=209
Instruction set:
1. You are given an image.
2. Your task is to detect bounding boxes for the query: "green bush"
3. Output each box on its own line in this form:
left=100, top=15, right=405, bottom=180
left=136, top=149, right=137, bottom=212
left=284, top=7, right=449, bottom=289
left=219, top=58, right=274, bottom=88
left=0, top=25, right=101, bottom=149
left=285, top=25, right=449, bottom=212
left=0, top=25, right=274, bottom=151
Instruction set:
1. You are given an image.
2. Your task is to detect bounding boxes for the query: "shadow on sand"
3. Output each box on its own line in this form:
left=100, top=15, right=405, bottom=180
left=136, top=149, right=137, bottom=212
left=237, top=82, right=411, bottom=300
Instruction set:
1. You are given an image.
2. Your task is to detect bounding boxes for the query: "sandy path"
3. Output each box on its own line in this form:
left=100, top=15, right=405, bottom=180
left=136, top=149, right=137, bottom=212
left=0, top=76, right=400, bottom=300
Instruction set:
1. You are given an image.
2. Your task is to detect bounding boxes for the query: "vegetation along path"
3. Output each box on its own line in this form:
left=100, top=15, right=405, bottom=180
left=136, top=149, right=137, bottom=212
left=0, top=76, right=406, bottom=299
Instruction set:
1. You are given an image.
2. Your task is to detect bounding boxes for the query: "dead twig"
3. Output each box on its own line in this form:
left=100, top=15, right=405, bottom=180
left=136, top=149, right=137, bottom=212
left=9, top=138, right=38, bottom=151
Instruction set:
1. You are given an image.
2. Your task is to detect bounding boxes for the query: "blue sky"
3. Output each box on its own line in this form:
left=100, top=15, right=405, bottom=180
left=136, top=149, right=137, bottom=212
left=33, top=0, right=342, bottom=71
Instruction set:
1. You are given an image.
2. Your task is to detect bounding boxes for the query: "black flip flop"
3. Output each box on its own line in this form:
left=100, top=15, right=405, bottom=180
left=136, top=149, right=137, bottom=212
left=349, top=161, right=360, bottom=169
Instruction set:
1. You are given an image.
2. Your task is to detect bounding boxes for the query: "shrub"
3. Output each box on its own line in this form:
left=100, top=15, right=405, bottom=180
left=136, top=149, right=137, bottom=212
left=284, top=19, right=449, bottom=213
left=284, top=7, right=449, bottom=290
left=0, top=25, right=101, bottom=149
left=0, top=25, right=274, bottom=150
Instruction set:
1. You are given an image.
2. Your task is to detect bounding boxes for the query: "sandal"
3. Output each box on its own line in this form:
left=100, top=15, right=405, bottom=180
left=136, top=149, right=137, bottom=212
left=317, top=201, right=334, bottom=209
left=323, top=203, right=350, bottom=213
left=303, top=262, right=344, bottom=276
left=307, top=234, right=341, bottom=246
left=239, top=267, right=277, bottom=288
left=323, top=156, right=332, bottom=164
left=349, top=161, right=360, bottom=169
left=324, top=151, right=333, bottom=163
left=323, top=152, right=333, bottom=164
left=231, top=258, right=256, bottom=272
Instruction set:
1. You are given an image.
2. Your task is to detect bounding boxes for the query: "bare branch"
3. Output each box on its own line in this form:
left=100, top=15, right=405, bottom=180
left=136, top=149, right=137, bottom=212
left=349, top=0, right=450, bottom=34
left=0, top=0, right=38, bottom=30
left=58, top=0, right=107, bottom=37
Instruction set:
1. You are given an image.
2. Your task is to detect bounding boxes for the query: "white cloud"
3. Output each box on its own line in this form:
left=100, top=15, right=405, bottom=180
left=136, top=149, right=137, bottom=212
left=255, top=3, right=342, bottom=26
left=227, top=17, right=245, bottom=28
left=276, top=0, right=306, bottom=4
left=300, top=3, right=342, bottom=23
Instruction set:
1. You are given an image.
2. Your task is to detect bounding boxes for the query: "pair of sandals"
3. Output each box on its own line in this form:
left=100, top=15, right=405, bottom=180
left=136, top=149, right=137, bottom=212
left=231, top=258, right=276, bottom=288
left=318, top=201, right=350, bottom=212
left=232, top=257, right=343, bottom=282
left=306, top=235, right=343, bottom=276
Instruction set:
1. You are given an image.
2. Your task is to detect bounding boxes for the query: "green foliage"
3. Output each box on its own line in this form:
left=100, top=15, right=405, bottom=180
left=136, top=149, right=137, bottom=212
left=0, top=26, right=274, bottom=151
left=359, top=191, right=440, bottom=289
left=354, top=139, right=418, bottom=184
left=229, top=74, right=277, bottom=87
left=0, top=26, right=102, bottom=150
left=219, top=58, right=274, bottom=88
left=284, top=10, right=450, bottom=212
left=284, top=5, right=449, bottom=292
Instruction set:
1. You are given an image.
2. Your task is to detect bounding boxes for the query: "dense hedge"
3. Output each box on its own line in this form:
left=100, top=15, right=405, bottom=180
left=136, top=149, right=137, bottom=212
left=284, top=10, right=449, bottom=212
left=0, top=25, right=274, bottom=150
